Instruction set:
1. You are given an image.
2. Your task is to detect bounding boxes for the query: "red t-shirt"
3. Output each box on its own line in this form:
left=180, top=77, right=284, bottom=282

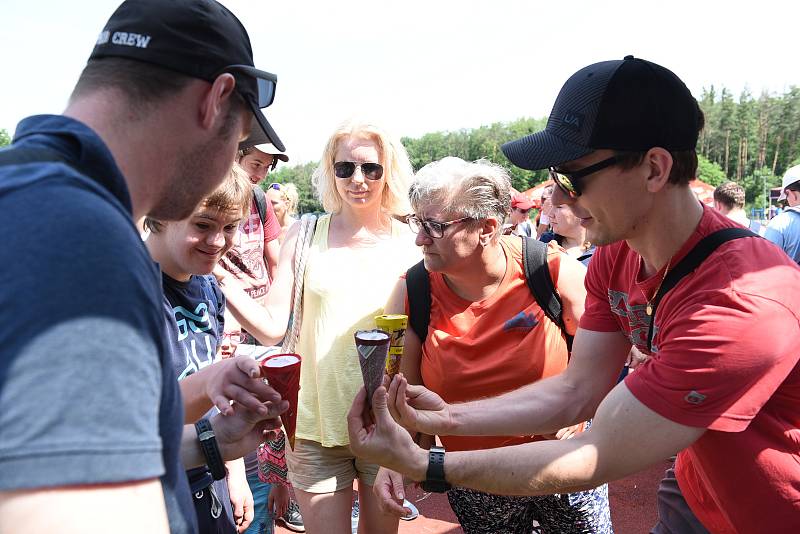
left=581, top=204, right=800, bottom=533
left=219, top=197, right=281, bottom=307
left=420, top=237, right=584, bottom=451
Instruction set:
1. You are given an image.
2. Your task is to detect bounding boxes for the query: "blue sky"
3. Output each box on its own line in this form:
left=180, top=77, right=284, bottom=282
left=1, top=0, right=797, bottom=163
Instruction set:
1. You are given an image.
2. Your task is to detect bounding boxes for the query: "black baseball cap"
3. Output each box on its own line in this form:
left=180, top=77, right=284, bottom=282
left=90, top=0, right=284, bottom=151
left=502, top=55, right=701, bottom=170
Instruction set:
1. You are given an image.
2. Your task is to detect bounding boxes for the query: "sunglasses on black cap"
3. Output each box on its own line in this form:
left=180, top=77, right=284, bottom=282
left=220, top=64, right=276, bottom=109
left=549, top=155, right=618, bottom=198
left=333, top=161, right=384, bottom=181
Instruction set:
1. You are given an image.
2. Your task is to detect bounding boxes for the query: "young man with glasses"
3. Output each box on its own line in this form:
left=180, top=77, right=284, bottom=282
left=348, top=56, right=800, bottom=534
left=0, top=1, right=290, bottom=533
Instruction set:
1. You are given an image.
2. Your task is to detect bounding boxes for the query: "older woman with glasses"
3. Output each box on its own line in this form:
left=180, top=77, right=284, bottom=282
left=217, top=120, right=420, bottom=534
left=372, top=157, right=612, bottom=534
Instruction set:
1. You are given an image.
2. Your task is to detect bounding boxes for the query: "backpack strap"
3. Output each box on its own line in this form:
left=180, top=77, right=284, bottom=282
left=252, top=185, right=268, bottom=225
left=646, top=227, right=759, bottom=352
left=522, top=237, right=573, bottom=351
left=406, top=260, right=431, bottom=343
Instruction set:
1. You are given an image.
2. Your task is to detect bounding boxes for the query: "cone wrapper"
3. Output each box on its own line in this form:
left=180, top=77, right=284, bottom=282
left=375, top=315, right=407, bottom=378
left=260, top=353, right=301, bottom=450
left=354, top=329, right=390, bottom=405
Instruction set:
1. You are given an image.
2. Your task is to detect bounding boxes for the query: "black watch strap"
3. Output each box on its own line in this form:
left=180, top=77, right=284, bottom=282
left=195, top=418, right=226, bottom=481
left=421, top=445, right=451, bottom=493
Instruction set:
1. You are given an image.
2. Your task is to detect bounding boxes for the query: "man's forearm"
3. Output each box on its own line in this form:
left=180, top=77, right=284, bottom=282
left=443, top=437, right=602, bottom=496
left=445, top=374, right=591, bottom=437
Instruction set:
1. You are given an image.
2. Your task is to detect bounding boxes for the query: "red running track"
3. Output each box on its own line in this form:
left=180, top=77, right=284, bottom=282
left=276, top=459, right=669, bottom=533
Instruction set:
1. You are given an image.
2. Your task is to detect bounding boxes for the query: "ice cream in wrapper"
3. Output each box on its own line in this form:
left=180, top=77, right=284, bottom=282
left=354, top=329, right=390, bottom=405
left=375, top=314, right=407, bottom=377
left=259, top=353, right=301, bottom=450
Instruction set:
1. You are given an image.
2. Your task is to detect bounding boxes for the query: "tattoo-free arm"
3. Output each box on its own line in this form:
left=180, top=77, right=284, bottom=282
left=442, top=382, right=704, bottom=495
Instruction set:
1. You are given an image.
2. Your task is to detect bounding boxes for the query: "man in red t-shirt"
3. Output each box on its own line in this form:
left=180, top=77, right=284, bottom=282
left=346, top=56, right=800, bottom=534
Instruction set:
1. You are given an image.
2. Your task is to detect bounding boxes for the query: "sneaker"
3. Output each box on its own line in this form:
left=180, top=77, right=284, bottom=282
left=277, top=500, right=305, bottom=532
left=400, top=499, right=419, bottom=521
left=351, top=499, right=359, bottom=534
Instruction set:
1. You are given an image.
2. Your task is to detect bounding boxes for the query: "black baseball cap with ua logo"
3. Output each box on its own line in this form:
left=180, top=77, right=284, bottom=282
left=89, top=0, right=285, bottom=151
left=502, top=56, right=701, bottom=170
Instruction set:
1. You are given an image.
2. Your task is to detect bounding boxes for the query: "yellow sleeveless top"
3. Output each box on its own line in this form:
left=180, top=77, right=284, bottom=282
left=294, top=214, right=420, bottom=446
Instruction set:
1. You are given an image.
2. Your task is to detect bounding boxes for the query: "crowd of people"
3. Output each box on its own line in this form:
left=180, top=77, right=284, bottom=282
left=1, top=2, right=799, bottom=534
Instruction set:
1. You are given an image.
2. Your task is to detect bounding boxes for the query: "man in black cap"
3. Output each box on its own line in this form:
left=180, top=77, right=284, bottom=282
left=347, top=56, right=800, bottom=533
left=0, top=1, right=289, bottom=533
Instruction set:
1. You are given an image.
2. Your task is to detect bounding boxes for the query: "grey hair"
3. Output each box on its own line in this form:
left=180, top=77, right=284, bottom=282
left=409, top=157, right=512, bottom=231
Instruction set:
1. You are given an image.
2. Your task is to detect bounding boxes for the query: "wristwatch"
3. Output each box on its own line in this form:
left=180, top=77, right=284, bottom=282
left=195, top=418, right=226, bottom=481
left=421, top=445, right=451, bottom=493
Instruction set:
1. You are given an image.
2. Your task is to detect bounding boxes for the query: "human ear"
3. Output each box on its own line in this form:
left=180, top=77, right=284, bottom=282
left=199, top=73, right=237, bottom=131
left=644, top=148, right=673, bottom=193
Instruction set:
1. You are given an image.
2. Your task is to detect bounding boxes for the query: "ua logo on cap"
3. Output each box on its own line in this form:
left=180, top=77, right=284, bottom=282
left=561, top=110, right=584, bottom=132
left=684, top=390, right=706, bottom=405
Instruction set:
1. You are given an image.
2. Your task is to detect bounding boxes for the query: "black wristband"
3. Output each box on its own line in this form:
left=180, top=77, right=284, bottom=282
left=195, top=418, right=226, bottom=481
left=421, top=445, right=451, bottom=493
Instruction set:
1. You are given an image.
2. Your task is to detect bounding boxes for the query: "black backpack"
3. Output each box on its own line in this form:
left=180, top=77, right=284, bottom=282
left=252, top=184, right=269, bottom=225
left=406, top=237, right=574, bottom=350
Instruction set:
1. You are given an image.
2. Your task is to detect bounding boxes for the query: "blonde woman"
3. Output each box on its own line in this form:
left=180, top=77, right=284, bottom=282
left=266, top=182, right=299, bottom=242
left=217, top=120, right=420, bottom=534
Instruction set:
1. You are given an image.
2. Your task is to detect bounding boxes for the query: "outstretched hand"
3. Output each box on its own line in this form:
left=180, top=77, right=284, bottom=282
left=347, top=385, right=427, bottom=481
left=387, top=374, right=453, bottom=436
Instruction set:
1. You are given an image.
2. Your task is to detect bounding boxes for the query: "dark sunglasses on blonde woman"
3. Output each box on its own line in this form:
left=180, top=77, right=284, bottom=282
left=333, top=161, right=384, bottom=180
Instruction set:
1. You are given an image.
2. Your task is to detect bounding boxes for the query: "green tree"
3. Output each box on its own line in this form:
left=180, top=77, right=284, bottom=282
left=742, top=166, right=779, bottom=210
left=267, top=161, right=323, bottom=214
left=0, top=129, right=10, bottom=148
left=696, top=155, right=726, bottom=186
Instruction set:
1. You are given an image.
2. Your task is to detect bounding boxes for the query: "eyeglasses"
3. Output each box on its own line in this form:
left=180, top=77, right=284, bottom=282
left=222, top=331, right=243, bottom=344
left=406, top=214, right=473, bottom=239
left=333, top=161, right=384, bottom=181
left=268, top=183, right=282, bottom=190
left=549, top=155, right=619, bottom=198
left=220, top=65, right=277, bottom=109
left=512, top=207, right=531, bottom=214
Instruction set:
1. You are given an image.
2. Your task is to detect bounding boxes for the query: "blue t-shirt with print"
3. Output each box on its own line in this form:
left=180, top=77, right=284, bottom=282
left=0, top=115, right=195, bottom=533
left=162, top=273, right=237, bottom=534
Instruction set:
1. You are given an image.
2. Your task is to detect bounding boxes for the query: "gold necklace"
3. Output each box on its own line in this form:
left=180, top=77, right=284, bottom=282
left=642, top=257, right=672, bottom=316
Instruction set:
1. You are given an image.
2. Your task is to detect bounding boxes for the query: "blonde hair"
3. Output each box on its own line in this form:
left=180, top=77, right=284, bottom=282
left=312, top=120, right=412, bottom=215
left=144, top=163, right=251, bottom=233
left=273, top=182, right=299, bottom=216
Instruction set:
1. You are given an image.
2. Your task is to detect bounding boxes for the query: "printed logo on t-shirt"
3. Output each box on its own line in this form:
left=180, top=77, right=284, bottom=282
left=174, top=303, right=217, bottom=380
left=503, top=311, right=539, bottom=331
left=608, top=289, right=660, bottom=353
left=684, top=390, right=707, bottom=405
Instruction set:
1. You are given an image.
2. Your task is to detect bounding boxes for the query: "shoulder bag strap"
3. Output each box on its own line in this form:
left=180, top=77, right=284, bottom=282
left=281, top=213, right=318, bottom=353
left=647, top=227, right=759, bottom=351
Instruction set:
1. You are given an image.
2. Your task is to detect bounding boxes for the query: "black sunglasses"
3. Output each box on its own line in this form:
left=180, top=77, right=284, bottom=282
left=333, top=161, right=384, bottom=181
left=221, top=64, right=277, bottom=109
left=549, top=155, right=619, bottom=198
